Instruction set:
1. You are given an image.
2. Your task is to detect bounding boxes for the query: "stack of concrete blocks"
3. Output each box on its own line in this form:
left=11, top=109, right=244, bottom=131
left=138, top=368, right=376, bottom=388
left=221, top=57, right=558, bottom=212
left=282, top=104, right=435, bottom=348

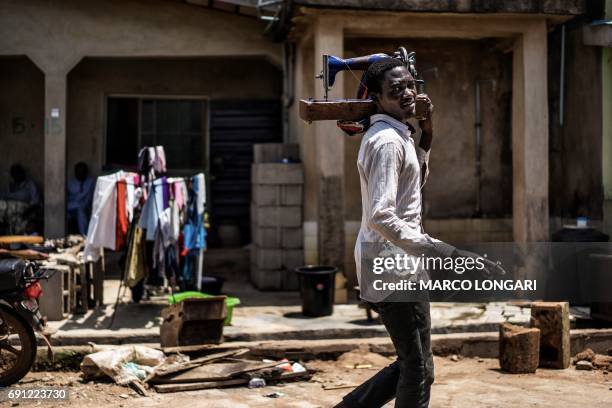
left=251, top=143, right=304, bottom=290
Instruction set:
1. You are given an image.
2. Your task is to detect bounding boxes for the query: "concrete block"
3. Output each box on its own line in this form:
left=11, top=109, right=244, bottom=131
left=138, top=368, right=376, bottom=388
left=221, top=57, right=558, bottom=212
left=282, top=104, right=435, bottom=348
left=253, top=143, right=300, bottom=163
left=252, top=163, right=304, bottom=185
left=251, top=265, right=299, bottom=291
left=39, top=264, right=70, bottom=321
left=251, top=246, right=281, bottom=270
left=251, top=204, right=302, bottom=227
left=251, top=246, right=304, bottom=270
left=250, top=264, right=284, bottom=290
left=252, top=184, right=303, bottom=206
left=282, top=249, right=304, bottom=270
left=499, top=322, right=540, bottom=373
left=252, top=225, right=303, bottom=249
left=530, top=301, right=570, bottom=369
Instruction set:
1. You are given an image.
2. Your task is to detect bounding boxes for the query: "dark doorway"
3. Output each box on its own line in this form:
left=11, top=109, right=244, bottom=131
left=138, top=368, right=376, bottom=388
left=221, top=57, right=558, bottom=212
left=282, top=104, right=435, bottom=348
left=208, top=100, right=282, bottom=247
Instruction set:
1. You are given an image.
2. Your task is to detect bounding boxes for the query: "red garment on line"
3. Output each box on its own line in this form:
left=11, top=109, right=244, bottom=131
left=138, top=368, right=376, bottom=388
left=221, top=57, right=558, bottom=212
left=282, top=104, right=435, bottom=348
left=116, top=179, right=128, bottom=250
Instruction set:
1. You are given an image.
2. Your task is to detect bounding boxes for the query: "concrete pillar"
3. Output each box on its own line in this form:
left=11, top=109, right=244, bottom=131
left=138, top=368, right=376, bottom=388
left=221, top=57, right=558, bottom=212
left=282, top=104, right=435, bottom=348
left=44, top=73, right=67, bottom=238
left=512, top=21, right=549, bottom=243
left=313, top=16, right=345, bottom=268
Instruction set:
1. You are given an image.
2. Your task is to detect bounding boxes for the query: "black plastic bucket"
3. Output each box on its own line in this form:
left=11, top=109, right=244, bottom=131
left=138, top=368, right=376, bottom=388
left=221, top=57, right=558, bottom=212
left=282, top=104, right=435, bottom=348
left=295, top=265, right=338, bottom=317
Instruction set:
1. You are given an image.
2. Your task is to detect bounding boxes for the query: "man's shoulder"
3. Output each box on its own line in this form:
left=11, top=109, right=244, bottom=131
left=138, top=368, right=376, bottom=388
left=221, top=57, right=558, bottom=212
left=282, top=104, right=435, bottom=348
left=364, top=121, right=405, bottom=148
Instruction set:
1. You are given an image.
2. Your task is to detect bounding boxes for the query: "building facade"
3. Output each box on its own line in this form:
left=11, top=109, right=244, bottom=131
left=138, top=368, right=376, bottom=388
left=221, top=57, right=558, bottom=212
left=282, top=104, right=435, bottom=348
left=1, top=0, right=609, bottom=286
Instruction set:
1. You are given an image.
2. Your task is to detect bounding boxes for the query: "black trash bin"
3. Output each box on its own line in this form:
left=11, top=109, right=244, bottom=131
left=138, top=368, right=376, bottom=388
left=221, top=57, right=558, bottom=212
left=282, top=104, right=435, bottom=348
left=295, top=265, right=338, bottom=317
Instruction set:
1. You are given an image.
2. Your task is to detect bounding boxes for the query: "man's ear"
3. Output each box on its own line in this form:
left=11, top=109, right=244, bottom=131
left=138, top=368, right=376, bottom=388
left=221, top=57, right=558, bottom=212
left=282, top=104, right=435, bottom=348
left=370, top=92, right=382, bottom=111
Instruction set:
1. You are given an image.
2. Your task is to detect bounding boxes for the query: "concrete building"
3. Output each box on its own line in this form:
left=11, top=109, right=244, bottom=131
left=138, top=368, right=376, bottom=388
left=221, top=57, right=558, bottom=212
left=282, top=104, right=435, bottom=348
left=0, top=0, right=609, bottom=287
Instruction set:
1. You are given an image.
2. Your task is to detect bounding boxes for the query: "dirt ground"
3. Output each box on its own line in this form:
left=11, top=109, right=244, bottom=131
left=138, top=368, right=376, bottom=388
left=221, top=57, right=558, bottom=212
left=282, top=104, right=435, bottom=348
left=4, top=354, right=612, bottom=408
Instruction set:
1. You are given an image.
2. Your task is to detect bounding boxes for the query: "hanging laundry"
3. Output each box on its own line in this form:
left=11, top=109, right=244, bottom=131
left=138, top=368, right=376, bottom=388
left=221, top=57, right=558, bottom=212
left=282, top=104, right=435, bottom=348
left=182, top=178, right=206, bottom=253
left=172, top=179, right=186, bottom=209
left=154, top=146, right=167, bottom=174
left=140, top=177, right=170, bottom=241
left=115, top=179, right=128, bottom=251
left=165, top=244, right=179, bottom=283
left=193, top=173, right=206, bottom=215
left=125, top=174, right=140, bottom=223
left=84, top=171, right=125, bottom=260
left=138, top=191, right=156, bottom=241
left=138, top=147, right=155, bottom=183
left=181, top=174, right=207, bottom=284
left=125, top=226, right=148, bottom=288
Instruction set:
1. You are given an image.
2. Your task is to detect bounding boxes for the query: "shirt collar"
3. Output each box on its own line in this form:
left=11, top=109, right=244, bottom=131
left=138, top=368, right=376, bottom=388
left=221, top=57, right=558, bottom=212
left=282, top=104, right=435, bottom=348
left=370, top=113, right=415, bottom=137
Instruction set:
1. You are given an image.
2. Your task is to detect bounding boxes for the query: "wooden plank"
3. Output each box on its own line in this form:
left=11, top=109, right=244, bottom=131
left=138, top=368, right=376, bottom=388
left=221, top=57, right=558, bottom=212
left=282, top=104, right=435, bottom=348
left=154, top=378, right=249, bottom=393
left=0, top=235, right=44, bottom=245
left=151, top=348, right=250, bottom=378
left=151, top=361, right=281, bottom=384
left=299, top=99, right=375, bottom=122
left=161, top=344, right=244, bottom=354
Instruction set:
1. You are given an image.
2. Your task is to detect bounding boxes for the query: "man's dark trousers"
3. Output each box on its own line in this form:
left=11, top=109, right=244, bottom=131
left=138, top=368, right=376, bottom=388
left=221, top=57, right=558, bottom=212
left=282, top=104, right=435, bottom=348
left=342, top=301, right=434, bottom=408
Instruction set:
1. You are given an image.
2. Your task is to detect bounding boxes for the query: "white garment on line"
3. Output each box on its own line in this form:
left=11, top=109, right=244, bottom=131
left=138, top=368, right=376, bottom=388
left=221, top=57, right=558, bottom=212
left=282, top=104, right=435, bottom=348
left=83, top=171, right=125, bottom=261
left=194, top=173, right=206, bottom=215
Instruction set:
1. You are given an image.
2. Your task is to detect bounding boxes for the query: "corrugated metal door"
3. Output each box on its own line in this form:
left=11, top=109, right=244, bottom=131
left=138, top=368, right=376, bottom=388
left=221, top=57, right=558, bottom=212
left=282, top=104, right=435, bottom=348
left=208, top=100, right=282, bottom=247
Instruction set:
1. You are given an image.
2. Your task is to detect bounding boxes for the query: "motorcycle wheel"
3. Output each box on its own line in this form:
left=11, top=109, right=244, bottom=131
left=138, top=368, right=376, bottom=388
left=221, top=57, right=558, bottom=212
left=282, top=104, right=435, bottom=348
left=0, top=306, right=37, bottom=386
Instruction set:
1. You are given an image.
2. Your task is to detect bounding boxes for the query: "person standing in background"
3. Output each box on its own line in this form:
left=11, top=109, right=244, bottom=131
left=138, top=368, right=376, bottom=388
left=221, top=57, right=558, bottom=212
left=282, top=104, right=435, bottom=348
left=67, top=162, right=95, bottom=236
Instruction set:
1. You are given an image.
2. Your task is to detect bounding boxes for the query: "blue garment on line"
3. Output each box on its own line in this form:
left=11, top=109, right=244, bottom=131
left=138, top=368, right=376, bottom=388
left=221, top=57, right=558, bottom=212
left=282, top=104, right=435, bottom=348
left=181, top=174, right=206, bottom=284
left=182, top=174, right=206, bottom=251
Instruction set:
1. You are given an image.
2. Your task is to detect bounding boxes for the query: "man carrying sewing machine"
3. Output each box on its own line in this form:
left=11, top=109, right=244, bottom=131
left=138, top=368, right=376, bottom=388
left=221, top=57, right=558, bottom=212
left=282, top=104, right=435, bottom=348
left=335, top=58, right=500, bottom=408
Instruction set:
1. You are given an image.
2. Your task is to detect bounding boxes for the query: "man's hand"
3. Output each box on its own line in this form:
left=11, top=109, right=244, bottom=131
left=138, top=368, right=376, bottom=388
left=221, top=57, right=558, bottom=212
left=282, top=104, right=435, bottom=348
left=452, top=248, right=507, bottom=277
left=416, top=94, right=434, bottom=134
left=416, top=94, right=434, bottom=151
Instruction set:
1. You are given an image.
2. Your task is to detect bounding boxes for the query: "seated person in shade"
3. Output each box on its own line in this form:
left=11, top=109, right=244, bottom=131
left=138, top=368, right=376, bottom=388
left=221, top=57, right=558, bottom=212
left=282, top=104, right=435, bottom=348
left=67, top=162, right=95, bottom=236
left=2, top=164, right=41, bottom=207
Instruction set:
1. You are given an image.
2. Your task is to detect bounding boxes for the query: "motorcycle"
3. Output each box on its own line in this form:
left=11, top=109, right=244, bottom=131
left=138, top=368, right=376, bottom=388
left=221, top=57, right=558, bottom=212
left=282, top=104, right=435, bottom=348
left=0, top=258, right=52, bottom=386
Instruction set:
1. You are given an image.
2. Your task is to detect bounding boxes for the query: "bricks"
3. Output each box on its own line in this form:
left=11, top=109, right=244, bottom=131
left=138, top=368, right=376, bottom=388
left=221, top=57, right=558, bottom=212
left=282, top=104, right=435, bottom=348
left=253, top=143, right=300, bottom=163
left=499, top=322, right=541, bottom=373
left=252, top=226, right=303, bottom=249
left=251, top=144, right=304, bottom=291
left=250, top=266, right=299, bottom=291
left=252, top=163, right=304, bottom=184
left=252, top=184, right=303, bottom=206
left=251, top=247, right=304, bottom=270
left=251, top=204, right=302, bottom=227
left=530, top=301, right=570, bottom=369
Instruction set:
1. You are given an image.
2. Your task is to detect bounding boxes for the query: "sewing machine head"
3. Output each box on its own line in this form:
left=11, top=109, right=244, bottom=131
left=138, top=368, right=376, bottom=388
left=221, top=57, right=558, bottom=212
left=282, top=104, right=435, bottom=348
left=316, top=47, right=422, bottom=99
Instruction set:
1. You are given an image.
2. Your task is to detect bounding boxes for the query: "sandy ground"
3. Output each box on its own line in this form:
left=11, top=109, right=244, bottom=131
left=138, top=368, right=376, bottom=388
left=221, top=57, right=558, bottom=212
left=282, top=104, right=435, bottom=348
left=4, top=353, right=612, bottom=408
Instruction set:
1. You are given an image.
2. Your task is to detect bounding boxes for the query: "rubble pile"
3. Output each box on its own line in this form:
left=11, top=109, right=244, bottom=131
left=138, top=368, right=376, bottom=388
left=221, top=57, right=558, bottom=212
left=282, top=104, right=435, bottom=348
left=572, top=348, right=612, bottom=372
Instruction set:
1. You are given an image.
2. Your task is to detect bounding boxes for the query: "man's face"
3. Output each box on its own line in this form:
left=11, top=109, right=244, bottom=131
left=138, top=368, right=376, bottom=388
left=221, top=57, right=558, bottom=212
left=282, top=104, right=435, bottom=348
left=373, top=66, right=417, bottom=122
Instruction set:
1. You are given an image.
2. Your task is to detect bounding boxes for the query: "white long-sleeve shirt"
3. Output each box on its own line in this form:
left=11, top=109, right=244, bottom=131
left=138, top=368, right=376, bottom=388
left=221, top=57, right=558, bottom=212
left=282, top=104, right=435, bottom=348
left=355, top=114, right=455, bottom=302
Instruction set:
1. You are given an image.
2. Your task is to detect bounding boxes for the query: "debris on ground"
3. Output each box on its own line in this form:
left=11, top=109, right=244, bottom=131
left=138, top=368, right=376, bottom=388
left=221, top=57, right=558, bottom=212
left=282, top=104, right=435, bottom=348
left=576, top=361, right=595, bottom=371
left=573, top=348, right=612, bottom=371
left=81, top=345, right=165, bottom=386
left=80, top=345, right=311, bottom=394
left=248, top=378, right=266, bottom=388
left=264, top=391, right=285, bottom=398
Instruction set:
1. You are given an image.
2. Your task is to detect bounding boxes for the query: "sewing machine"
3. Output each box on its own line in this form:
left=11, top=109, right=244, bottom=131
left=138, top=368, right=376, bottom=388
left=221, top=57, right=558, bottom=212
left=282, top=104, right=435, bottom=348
left=299, top=47, right=423, bottom=123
